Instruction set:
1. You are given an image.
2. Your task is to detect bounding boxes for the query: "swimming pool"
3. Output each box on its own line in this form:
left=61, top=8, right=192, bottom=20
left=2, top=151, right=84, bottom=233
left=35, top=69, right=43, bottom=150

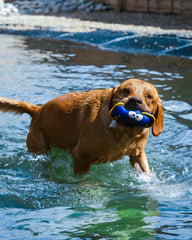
left=0, top=34, right=192, bottom=239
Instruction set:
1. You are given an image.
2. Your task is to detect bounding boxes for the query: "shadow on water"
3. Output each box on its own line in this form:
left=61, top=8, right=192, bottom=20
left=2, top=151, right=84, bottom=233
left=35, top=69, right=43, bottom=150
left=0, top=34, right=192, bottom=239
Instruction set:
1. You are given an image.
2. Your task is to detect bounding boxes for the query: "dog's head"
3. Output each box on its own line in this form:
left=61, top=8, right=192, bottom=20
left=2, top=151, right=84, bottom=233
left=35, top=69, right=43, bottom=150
left=111, top=79, right=164, bottom=136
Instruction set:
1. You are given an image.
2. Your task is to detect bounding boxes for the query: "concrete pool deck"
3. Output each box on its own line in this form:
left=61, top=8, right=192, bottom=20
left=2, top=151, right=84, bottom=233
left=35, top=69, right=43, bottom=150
left=0, top=11, right=192, bottom=58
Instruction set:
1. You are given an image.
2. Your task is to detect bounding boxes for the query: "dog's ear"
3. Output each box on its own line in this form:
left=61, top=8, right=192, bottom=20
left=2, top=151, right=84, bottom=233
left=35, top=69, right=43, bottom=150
left=112, top=87, right=118, bottom=96
left=152, top=99, right=164, bottom=137
left=109, top=87, right=118, bottom=109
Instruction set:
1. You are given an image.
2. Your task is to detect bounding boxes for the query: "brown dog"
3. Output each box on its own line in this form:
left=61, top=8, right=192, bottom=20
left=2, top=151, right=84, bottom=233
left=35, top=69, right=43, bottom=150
left=0, top=79, right=163, bottom=175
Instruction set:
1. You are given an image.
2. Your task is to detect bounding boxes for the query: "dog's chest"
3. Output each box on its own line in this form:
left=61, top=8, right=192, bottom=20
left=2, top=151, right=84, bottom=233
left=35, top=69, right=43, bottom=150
left=108, top=128, right=148, bottom=160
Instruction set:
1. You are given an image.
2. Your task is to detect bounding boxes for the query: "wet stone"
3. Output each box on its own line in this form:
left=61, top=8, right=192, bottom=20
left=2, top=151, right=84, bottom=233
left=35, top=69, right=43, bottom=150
left=0, top=0, right=18, bottom=15
left=0, top=0, right=110, bottom=15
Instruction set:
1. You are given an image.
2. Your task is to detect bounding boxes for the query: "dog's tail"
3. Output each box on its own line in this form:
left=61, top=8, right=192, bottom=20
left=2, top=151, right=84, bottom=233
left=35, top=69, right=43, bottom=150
left=0, top=97, right=40, bottom=117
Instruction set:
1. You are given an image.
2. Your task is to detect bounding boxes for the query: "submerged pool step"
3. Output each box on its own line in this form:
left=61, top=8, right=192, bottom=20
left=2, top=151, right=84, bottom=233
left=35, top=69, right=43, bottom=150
left=0, top=27, right=191, bottom=59
left=57, top=30, right=192, bottom=59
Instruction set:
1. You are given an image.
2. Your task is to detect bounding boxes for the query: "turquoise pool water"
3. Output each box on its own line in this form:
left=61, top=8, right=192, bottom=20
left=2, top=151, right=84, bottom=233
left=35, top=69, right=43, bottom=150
left=0, top=34, right=192, bottom=239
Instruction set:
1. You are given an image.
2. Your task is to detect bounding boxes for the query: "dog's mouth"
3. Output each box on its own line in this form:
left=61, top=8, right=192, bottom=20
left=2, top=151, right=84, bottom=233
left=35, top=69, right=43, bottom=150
left=124, top=104, right=149, bottom=112
left=109, top=101, right=155, bottom=129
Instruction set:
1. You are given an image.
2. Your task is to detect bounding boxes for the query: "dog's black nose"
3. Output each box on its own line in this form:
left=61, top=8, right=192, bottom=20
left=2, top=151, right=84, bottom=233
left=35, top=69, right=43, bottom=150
left=125, top=96, right=144, bottom=110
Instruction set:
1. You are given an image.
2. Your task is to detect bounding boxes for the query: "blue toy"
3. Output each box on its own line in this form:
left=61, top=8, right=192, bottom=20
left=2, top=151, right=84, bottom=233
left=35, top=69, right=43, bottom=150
left=109, top=103, right=155, bottom=128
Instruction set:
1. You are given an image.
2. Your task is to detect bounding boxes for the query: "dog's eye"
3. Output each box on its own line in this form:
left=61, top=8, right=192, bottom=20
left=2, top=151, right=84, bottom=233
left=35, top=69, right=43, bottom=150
left=147, top=94, right=153, bottom=100
left=123, top=89, right=130, bottom=95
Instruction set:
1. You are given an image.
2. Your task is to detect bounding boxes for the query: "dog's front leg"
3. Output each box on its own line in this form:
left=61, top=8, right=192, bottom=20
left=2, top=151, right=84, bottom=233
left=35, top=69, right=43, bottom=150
left=129, top=151, right=150, bottom=175
left=72, top=146, right=92, bottom=175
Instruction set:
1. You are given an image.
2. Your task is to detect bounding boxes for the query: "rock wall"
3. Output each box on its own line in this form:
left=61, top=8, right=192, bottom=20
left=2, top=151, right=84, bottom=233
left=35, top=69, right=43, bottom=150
left=94, top=0, right=192, bottom=14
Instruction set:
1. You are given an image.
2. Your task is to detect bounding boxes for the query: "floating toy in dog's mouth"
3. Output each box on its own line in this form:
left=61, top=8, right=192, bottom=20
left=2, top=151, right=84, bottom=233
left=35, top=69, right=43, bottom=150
left=109, top=103, right=155, bottom=128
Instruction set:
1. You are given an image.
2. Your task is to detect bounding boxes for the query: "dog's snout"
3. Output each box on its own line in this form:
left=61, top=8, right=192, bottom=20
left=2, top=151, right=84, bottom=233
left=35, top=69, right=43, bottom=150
left=129, top=96, right=143, bottom=105
left=125, top=96, right=148, bottom=112
left=126, top=96, right=143, bottom=108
